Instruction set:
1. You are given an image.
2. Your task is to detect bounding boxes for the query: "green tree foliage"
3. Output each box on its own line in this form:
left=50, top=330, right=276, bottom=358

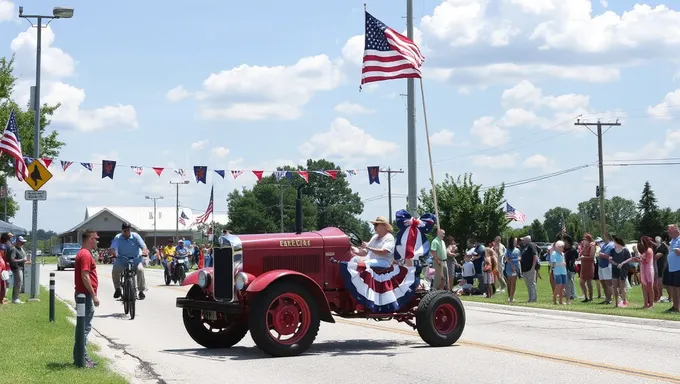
left=576, top=196, right=637, bottom=239
left=529, top=219, right=549, bottom=242
left=418, top=173, right=506, bottom=244
left=0, top=56, right=64, bottom=220
left=542, top=207, right=571, bottom=239
left=636, top=181, right=664, bottom=238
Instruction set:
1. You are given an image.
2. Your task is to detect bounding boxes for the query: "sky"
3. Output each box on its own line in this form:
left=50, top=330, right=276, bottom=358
left=1, top=0, right=680, bottom=234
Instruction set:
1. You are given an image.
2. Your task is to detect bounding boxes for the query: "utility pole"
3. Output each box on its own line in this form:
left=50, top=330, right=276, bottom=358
left=170, top=180, right=189, bottom=242
left=406, top=0, right=417, bottom=215
left=145, top=196, right=163, bottom=248
left=381, top=167, right=404, bottom=219
left=574, top=118, right=621, bottom=237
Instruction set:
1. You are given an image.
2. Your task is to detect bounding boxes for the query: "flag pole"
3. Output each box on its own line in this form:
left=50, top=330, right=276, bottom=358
left=419, top=78, right=440, bottom=231
left=359, top=3, right=367, bottom=92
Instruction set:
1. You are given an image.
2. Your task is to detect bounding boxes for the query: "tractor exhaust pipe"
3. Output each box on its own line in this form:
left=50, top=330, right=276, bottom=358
left=295, top=184, right=304, bottom=234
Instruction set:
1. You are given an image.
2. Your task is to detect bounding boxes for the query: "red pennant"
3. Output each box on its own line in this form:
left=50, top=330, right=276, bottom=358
left=153, top=167, right=164, bottom=177
left=325, top=170, right=338, bottom=180
left=297, top=171, right=309, bottom=183
left=252, top=170, right=263, bottom=182
left=41, top=158, right=52, bottom=168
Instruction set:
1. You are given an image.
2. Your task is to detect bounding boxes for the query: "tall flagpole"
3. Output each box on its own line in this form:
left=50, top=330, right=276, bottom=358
left=419, top=79, right=440, bottom=230
left=406, top=0, right=418, bottom=215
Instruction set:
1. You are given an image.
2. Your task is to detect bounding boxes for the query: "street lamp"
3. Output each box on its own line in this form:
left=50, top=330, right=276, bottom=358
left=19, top=5, right=74, bottom=301
left=145, top=196, right=163, bottom=248
left=170, top=180, right=190, bottom=242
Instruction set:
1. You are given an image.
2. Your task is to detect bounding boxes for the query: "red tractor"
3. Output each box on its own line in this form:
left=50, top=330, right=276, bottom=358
left=176, top=187, right=465, bottom=357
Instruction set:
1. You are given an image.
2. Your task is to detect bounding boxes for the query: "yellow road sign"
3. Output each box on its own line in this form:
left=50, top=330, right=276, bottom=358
left=24, top=159, right=52, bottom=191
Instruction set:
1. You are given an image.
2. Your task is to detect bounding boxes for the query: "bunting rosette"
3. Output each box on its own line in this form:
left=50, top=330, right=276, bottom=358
left=394, top=209, right=436, bottom=262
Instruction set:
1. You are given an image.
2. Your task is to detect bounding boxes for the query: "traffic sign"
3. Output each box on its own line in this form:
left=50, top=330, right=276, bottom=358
left=24, top=159, right=52, bottom=191
left=25, top=190, right=46, bottom=201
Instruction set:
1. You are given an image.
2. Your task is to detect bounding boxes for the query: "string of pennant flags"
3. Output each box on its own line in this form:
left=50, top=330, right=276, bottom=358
left=24, top=157, right=387, bottom=185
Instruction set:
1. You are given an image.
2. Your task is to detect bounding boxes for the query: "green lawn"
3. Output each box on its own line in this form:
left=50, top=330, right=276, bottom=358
left=459, top=271, right=679, bottom=321
left=0, top=287, right=127, bottom=384
left=38, top=256, right=58, bottom=264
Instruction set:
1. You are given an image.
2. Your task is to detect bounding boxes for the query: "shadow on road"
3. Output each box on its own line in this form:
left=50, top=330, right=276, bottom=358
left=95, top=313, right=129, bottom=320
left=161, top=339, right=419, bottom=361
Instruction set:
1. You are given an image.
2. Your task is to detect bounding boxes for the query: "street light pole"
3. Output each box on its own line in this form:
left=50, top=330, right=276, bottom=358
left=170, top=180, right=189, bottom=243
left=145, top=196, right=163, bottom=248
left=19, top=6, right=74, bottom=301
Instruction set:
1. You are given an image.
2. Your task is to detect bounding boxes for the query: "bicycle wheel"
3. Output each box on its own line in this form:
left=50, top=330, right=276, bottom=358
left=122, top=274, right=130, bottom=315
left=127, top=275, right=136, bottom=320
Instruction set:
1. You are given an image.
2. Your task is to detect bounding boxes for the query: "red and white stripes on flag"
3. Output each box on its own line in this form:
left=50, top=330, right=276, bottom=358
left=194, top=186, right=214, bottom=224
left=361, top=11, right=424, bottom=86
left=0, top=110, right=29, bottom=182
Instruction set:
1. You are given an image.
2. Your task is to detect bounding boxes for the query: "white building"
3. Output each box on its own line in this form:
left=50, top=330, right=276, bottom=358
left=58, top=206, right=228, bottom=248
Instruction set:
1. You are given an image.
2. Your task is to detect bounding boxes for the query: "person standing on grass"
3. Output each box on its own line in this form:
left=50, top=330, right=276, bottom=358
left=430, top=229, right=448, bottom=290
left=445, top=236, right=459, bottom=291
left=563, top=236, right=578, bottom=301
left=504, top=237, right=520, bottom=303
left=663, top=224, right=680, bottom=313
left=551, top=241, right=568, bottom=305
left=7, top=236, right=27, bottom=304
left=596, top=236, right=614, bottom=305
left=483, top=247, right=496, bottom=298
left=492, top=236, right=507, bottom=292
left=609, top=236, right=631, bottom=308
left=578, top=234, right=596, bottom=302
left=636, top=236, right=656, bottom=309
left=520, top=236, right=539, bottom=303
left=654, top=235, right=669, bottom=303
left=74, top=230, right=100, bottom=368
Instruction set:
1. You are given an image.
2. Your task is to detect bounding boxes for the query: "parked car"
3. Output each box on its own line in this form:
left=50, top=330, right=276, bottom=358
left=57, top=247, right=80, bottom=270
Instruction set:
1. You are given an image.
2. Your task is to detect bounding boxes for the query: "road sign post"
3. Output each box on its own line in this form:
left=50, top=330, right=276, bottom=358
left=24, top=159, right=52, bottom=300
left=25, top=190, right=47, bottom=201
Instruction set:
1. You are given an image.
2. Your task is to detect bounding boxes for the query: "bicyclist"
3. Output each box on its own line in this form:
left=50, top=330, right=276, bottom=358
left=109, top=222, right=149, bottom=300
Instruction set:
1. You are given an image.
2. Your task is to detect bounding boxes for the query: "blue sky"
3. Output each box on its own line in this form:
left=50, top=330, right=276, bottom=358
left=1, top=0, right=680, bottom=234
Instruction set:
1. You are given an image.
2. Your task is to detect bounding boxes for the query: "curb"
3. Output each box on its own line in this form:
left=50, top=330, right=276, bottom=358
left=462, top=300, right=680, bottom=329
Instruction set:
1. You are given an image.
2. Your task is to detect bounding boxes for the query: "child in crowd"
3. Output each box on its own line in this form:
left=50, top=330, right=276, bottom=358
left=483, top=248, right=496, bottom=298
left=462, top=254, right=476, bottom=285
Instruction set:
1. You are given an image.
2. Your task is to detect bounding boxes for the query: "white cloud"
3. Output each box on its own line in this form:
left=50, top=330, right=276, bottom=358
left=190, top=140, right=207, bottom=150
left=471, top=116, right=509, bottom=147
left=0, top=0, right=15, bottom=22
left=212, top=146, right=230, bottom=158
left=334, top=101, right=375, bottom=115
left=647, top=90, right=680, bottom=120
left=298, top=117, right=398, bottom=162
left=342, top=35, right=364, bottom=66
left=193, top=55, right=342, bottom=120
left=522, top=154, right=555, bottom=171
left=472, top=153, right=519, bottom=169
left=166, top=85, right=191, bottom=102
left=10, top=26, right=138, bottom=132
left=430, top=129, right=455, bottom=146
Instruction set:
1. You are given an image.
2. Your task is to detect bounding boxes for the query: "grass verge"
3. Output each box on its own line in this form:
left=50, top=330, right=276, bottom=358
left=0, top=286, right=127, bottom=384
left=459, top=271, right=679, bottom=321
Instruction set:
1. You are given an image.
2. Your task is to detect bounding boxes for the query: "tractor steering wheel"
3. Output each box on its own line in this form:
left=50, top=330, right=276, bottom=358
left=345, top=229, right=364, bottom=247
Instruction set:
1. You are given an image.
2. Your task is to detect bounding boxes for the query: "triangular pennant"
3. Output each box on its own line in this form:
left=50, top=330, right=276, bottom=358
left=81, top=163, right=93, bottom=171
left=231, top=170, right=243, bottom=179
left=252, top=170, right=264, bottom=182
left=297, top=170, right=309, bottom=183
left=325, top=170, right=338, bottom=180
left=346, top=169, right=357, bottom=176
left=174, top=169, right=186, bottom=177
left=153, top=167, right=164, bottom=177
left=274, top=170, right=287, bottom=181
left=60, top=161, right=73, bottom=171
left=214, top=170, right=225, bottom=179
left=41, top=158, right=52, bottom=168
left=102, top=160, right=116, bottom=179
left=131, top=166, right=143, bottom=176
left=193, top=166, right=207, bottom=184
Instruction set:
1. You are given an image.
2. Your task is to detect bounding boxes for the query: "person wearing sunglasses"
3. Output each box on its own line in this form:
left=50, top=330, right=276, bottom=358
left=109, top=222, right=149, bottom=300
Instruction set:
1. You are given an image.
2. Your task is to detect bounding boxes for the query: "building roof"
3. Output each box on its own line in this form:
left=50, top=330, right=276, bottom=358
left=60, top=206, right=228, bottom=235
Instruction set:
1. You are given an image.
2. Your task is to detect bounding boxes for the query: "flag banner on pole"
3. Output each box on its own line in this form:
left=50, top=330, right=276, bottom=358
left=361, top=11, right=424, bottom=86
left=505, top=203, right=527, bottom=223
left=178, top=210, right=189, bottom=225
left=194, top=186, right=214, bottom=224
left=0, top=110, right=29, bottom=182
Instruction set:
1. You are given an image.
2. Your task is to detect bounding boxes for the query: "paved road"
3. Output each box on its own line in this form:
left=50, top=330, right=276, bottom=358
left=41, top=264, right=680, bottom=384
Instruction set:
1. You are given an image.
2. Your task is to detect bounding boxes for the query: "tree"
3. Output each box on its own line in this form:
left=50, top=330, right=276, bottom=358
left=543, top=207, right=571, bottom=239
left=565, top=213, right=584, bottom=242
left=575, top=196, right=637, bottom=238
left=637, top=181, right=664, bottom=237
left=0, top=56, right=64, bottom=220
left=529, top=219, right=548, bottom=242
left=419, top=173, right=506, bottom=244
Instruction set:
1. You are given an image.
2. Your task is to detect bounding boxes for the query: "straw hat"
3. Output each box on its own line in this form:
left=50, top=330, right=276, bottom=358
left=370, top=216, right=393, bottom=232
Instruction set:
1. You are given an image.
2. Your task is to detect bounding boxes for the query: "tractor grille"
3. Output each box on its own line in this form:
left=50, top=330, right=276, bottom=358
left=213, top=247, right=234, bottom=301
left=263, top=254, right=321, bottom=274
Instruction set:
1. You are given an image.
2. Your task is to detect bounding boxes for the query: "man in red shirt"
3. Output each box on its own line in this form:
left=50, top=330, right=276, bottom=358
left=73, top=229, right=100, bottom=368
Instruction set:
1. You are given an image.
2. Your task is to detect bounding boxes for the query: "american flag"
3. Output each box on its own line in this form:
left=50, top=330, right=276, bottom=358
left=194, top=186, right=214, bottom=224
left=0, top=110, right=29, bottom=182
left=562, top=225, right=567, bottom=235
left=178, top=210, right=189, bottom=225
left=505, top=203, right=526, bottom=223
left=361, top=11, right=424, bottom=86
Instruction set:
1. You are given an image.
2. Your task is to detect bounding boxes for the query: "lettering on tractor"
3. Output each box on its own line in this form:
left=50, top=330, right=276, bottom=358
left=176, top=184, right=466, bottom=357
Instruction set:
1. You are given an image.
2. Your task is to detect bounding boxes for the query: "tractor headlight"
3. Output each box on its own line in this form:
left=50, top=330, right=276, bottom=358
left=197, top=270, right=211, bottom=289
left=234, top=272, right=248, bottom=291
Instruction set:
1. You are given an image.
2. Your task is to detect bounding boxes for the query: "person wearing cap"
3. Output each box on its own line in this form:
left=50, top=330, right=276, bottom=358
left=109, top=222, right=149, bottom=300
left=74, top=229, right=100, bottom=368
left=351, top=216, right=396, bottom=268
left=7, top=235, right=28, bottom=304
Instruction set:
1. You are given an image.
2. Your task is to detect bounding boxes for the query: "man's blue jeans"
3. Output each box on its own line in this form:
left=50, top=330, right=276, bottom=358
left=73, top=293, right=95, bottom=362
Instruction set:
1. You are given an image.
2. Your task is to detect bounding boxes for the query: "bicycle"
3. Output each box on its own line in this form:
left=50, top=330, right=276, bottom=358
left=120, top=258, right=137, bottom=320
